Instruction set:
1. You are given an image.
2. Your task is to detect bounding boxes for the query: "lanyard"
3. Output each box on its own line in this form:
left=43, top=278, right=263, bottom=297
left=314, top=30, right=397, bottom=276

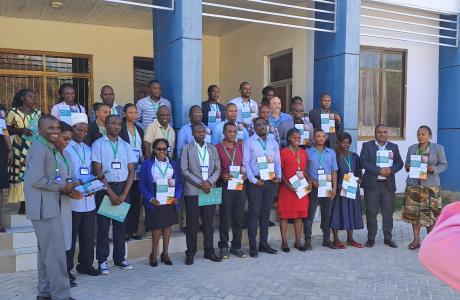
left=197, top=144, right=208, bottom=165
left=128, top=126, right=137, bottom=147
left=150, top=98, right=160, bottom=113
left=56, top=152, right=70, bottom=177
left=155, top=162, right=170, bottom=179
left=377, top=143, right=386, bottom=151
left=109, top=139, right=119, bottom=159
left=19, top=110, right=37, bottom=127
left=289, top=145, right=301, bottom=170
left=222, top=142, right=236, bottom=165
left=343, top=154, right=352, bottom=173
left=111, top=105, right=117, bottom=115
left=38, top=136, right=59, bottom=172
left=160, top=126, right=170, bottom=140
left=416, top=144, right=429, bottom=155
left=257, top=138, right=267, bottom=155
left=315, top=147, right=324, bottom=168
left=210, top=103, right=218, bottom=112
left=72, top=144, right=86, bottom=165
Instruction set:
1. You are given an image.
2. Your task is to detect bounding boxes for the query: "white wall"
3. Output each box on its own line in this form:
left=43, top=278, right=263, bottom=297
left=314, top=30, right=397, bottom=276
left=370, top=0, right=460, bottom=14
left=217, top=23, right=314, bottom=108
left=360, top=32, right=439, bottom=193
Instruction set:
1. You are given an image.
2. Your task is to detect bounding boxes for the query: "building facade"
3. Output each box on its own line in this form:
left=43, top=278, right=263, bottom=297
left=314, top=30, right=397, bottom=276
left=0, top=0, right=459, bottom=191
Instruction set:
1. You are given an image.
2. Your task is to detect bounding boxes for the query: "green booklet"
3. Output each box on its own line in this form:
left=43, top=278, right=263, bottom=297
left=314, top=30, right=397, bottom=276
left=198, top=187, right=222, bottom=206
left=97, top=195, right=131, bottom=222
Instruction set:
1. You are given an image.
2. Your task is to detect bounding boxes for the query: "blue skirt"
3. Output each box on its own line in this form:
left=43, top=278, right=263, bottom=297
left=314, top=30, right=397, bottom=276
left=330, top=195, right=364, bottom=230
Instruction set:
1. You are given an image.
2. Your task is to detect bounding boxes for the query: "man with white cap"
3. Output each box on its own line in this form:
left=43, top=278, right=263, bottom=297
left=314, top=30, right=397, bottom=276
left=66, top=113, right=100, bottom=277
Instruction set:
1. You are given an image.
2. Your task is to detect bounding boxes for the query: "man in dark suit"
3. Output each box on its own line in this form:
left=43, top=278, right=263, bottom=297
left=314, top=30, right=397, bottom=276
left=308, top=93, right=343, bottom=149
left=360, top=124, right=403, bottom=248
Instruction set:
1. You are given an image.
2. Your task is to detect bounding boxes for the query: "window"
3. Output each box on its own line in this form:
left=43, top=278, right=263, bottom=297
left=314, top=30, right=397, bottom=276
left=269, top=50, right=293, bottom=112
left=359, top=47, right=406, bottom=139
left=0, top=50, right=92, bottom=113
left=133, top=57, right=154, bottom=102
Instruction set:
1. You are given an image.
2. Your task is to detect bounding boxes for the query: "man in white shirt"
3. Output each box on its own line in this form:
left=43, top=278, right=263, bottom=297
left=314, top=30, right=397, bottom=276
left=229, top=82, right=258, bottom=128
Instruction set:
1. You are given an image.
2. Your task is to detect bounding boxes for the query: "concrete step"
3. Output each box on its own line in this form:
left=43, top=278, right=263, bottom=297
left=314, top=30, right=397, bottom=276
left=2, top=214, right=32, bottom=229
left=0, top=222, right=322, bottom=274
left=0, top=226, right=37, bottom=250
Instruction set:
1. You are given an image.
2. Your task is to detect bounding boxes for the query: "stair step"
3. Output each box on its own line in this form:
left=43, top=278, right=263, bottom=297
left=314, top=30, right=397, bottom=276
left=2, top=214, right=32, bottom=229
left=0, top=246, right=37, bottom=273
left=0, top=227, right=37, bottom=250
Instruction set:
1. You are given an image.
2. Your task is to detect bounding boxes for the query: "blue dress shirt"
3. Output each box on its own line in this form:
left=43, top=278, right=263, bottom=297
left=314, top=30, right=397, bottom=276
left=211, top=120, right=249, bottom=145
left=243, top=134, right=281, bottom=184
left=306, top=146, right=338, bottom=181
left=176, top=122, right=210, bottom=159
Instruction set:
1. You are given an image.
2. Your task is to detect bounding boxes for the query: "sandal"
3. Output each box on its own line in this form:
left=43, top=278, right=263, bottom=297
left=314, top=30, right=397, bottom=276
left=346, top=240, right=362, bottom=248
left=334, top=241, right=346, bottom=249
left=408, top=243, right=420, bottom=250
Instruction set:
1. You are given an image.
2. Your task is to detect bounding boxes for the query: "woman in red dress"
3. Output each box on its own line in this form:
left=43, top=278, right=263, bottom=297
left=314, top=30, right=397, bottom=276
left=278, top=128, right=310, bottom=252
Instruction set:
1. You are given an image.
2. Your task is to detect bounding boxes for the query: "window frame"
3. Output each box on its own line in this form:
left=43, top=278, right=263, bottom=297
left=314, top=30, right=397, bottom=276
left=268, top=49, right=293, bottom=112
left=0, top=48, right=93, bottom=113
left=358, top=46, right=407, bottom=141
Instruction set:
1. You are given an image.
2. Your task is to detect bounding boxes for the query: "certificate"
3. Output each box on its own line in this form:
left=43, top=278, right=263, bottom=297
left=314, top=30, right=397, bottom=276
left=156, top=178, right=172, bottom=205
left=198, top=187, right=222, bottom=206
left=289, top=174, right=310, bottom=199
left=409, top=155, right=428, bottom=180
left=320, top=113, right=335, bottom=133
left=376, top=150, right=393, bottom=168
left=257, top=156, right=273, bottom=180
left=97, top=196, right=131, bottom=222
left=340, top=173, right=358, bottom=199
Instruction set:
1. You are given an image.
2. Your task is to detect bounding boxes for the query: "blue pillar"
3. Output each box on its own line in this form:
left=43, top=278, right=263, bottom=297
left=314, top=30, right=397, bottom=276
left=314, top=0, right=360, bottom=151
left=438, top=17, right=460, bottom=191
left=153, top=0, right=202, bottom=128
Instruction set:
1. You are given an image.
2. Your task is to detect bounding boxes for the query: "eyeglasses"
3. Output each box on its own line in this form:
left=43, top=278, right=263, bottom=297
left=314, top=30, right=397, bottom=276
left=155, top=147, right=168, bottom=152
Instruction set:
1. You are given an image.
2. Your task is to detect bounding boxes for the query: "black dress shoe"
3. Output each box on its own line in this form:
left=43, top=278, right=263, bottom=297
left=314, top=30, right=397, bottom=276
left=185, top=255, right=194, bottom=265
left=132, top=235, right=142, bottom=240
left=304, top=239, right=313, bottom=251
left=161, top=253, right=173, bottom=265
left=249, top=247, right=258, bottom=258
left=268, top=221, right=276, bottom=227
left=76, top=266, right=99, bottom=276
left=70, top=281, right=77, bottom=288
left=281, top=245, right=290, bottom=253
left=204, top=253, right=222, bottom=262
left=365, top=239, right=375, bottom=248
left=322, top=240, right=337, bottom=249
left=258, top=245, right=278, bottom=254
left=384, top=239, right=398, bottom=248
left=294, top=243, right=307, bottom=252
left=149, top=260, right=158, bottom=267
left=37, top=296, right=51, bottom=300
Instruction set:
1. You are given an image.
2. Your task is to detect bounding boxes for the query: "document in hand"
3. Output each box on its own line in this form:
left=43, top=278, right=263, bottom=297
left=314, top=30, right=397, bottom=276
left=340, top=173, right=358, bottom=199
left=198, top=187, right=222, bottom=206
left=320, top=113, right=335, bottom=133
left=75, top=179, right=106, bottom=196
left=22, top=114, right=39, bottom=142
left=289, top=174, right=311, bottom=199
left=97, top=195, right=131, bottom=222
left=409, top=155, right=428, bottom=180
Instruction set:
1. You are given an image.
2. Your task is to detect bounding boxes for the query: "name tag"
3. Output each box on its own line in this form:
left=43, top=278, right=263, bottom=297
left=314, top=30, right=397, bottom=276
left=317, top=168, right=325, bottom=176
left=201, top=165, right=209, bottom=180
left=55, top=175, right=62, bottom=181
left=208, top=111, right=217, bottom=123
left=65, top=178, right=73, bottom=183
left=111, top=162, right=122, bottom=170
left=79, top=167, right=90, bottom=175
left=133, top=149, right=141, bottom=161
left=229, top=165, right=241, bottom=178
left=242, top=106, right=251, bottom=119
left=167, top=146, right=171, bottom=153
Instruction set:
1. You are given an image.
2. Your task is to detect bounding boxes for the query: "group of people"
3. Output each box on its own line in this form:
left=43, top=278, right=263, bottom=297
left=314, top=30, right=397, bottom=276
left=0, top=80, right=449, bottom=300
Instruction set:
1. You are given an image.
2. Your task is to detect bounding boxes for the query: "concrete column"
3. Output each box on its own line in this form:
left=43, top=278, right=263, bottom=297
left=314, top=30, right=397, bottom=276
left=438, top=17, right=460, bottom=191
left=313, top=0, right=360, bottom=150
left=153, top=0, right=202, bottom=128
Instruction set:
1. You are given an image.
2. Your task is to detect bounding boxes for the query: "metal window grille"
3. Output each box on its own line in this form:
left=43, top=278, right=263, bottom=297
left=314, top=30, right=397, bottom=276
left=361, top=2, right=459, bottom=48
left=98, top=0, right=174, bottom=11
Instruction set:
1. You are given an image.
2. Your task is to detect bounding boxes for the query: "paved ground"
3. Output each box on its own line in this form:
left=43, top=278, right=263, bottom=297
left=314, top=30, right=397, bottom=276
left=2, top=221, right=459, bottom=300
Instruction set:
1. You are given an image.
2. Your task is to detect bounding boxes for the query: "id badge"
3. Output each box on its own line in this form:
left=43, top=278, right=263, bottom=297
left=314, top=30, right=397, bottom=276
left=208, top=111, right=217, bottom=123
left=167, top=146, right=171, bottom=153
left=317, top=168, right=325, bottom=176
left=133, top=149, right=141, bottom=161
left=111, top=161, right=122, bottom=170
left=65, top=178, right=73, bottom=183
left=242, top=106, right=251, bottom=119
left=79, top=167, right=90, bottom=175
left=296, top=170, right=304, bottom=179
left=201, top=165, right=209, bottom=180
left=230, top=165, right=241, bottom=178
left=55, top=175, right=62, bottom=181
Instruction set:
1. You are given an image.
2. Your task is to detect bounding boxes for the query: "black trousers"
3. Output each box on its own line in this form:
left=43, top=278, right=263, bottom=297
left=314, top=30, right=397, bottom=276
left=95, top=182, right=130, bottom=264
left=184, top=195, right=216, bottom=257
left=125, top=180, right=141, bottom=235
left=218, top=184, right=244, bottom=250
left=365, top=181, right=395, bottom=240
left=246, top=181, right=277, bottom=248
left=303, top=188, right=333, bottom=241
left=68, top=209, right=96, bottom=272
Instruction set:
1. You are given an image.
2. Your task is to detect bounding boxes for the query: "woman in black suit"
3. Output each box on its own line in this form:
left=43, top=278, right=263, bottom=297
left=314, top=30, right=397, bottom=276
left=120, top=103, right=145, bottom=240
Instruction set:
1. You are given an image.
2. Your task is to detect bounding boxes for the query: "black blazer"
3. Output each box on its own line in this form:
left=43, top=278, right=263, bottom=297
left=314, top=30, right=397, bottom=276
left=201, top=100, right=226, bottom=126
left=120, top=121, right=145, bottom=158
left=360, top=140, right=403, bottom=192
left=84, top=121, right=103, bottom=146
left=308, top=107, right=343, bottom=149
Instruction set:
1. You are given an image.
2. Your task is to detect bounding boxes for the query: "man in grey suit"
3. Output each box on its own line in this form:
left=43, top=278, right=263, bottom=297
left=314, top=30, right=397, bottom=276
left=24, top=114, right=81, bottom=300
left=360, top=124, right=403, bottom=248
left=181, top=123, right=222, bottom=265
